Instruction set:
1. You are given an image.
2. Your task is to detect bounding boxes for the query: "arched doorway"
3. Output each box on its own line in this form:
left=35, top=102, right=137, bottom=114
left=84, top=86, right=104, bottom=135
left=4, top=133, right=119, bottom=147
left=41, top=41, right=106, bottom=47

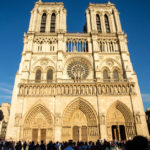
left=23, top=104, right=53, bottom=143
left=106, top=101, right=135, bottom=141
left=62, top=99, right=99, bottom=142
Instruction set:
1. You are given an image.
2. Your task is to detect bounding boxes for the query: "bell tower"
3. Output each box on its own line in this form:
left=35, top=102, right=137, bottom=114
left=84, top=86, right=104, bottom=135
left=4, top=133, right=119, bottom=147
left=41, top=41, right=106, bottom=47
left=86, top=2, right=122, bottom=34
left=28, top=1, right=67, bottom=33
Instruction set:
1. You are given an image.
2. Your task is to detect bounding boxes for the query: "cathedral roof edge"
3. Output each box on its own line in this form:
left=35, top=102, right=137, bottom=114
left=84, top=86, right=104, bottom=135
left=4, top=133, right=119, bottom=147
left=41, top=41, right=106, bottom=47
left=88, top=2, right=115, bottom=8
left=35, top=1, right=64, bottom=6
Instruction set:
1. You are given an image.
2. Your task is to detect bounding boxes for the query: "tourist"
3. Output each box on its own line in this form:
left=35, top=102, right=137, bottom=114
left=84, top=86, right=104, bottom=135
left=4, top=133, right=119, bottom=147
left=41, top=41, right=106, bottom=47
left=40, top=140, right=46, bottom=150
left=23, top=141, right=27, bottom=150
left=15, top=141, right=22, bottom=150
left=64, top=140, right=73, bottom=150
left=125, top=136, right=149, bottom=150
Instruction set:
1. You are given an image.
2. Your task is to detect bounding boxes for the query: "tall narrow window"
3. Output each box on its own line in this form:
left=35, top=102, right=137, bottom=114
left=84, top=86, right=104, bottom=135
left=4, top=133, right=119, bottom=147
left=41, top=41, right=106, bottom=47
left=104, top=14, right=110, bottom=33
left=40, top=13, right=47, bottom=33
left=47, top=69, right=53, bottom=81
left=113, top=70, right=119, bottom=82
left=96, top=14, right=102, bottom=33
left=103, top=69, right=109, bottom=82
left=50, top=13, right=56, bottom=33
left=35, top=70, right=41, bottom=82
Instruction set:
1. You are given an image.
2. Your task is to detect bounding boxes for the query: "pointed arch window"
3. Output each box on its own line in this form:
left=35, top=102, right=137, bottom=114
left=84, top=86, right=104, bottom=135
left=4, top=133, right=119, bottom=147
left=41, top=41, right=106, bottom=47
left=35, top=69, right=41, bottom=82
left=104, top=14, right=110, bottom=33
left=47, top=69, right=53, bottom=81
left=96, top=14, right=102, bottom=33
left=40, top=13, right=47, bottom=33
left=50, top=13, right=56, bottom=33
left=103, top=69, right=109, bottom=82
left=113, top=70, right=119, bottom=82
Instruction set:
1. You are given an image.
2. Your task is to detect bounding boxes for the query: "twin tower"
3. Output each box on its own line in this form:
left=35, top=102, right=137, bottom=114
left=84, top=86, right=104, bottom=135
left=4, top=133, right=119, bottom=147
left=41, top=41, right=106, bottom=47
left=28, top=1, right=122, bottom=34
left=6, top=1, right=149, bottom=143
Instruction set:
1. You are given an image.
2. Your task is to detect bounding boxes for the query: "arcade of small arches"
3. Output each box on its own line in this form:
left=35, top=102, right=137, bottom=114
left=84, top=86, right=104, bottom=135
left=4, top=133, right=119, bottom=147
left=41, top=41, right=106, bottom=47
left=21, top=99, right=135, bottom=143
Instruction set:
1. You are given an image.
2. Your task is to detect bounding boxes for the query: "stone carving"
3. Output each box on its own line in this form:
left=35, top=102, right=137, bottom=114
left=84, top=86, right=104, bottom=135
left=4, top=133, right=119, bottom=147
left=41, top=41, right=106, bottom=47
left=55, top=113, right=61, bottom=126
left=106, top=60, right=114, bottom=67
left=40, top=60, right=48, bottom=66
left=100, top=114, right=105, bottom=125
left=18, top=82, right=136, bottom=97
left=67, top=61, right=89, bottom=81
left=135, top=112, right=141, bottom=124
left=15, top=113, right=22, bottom=127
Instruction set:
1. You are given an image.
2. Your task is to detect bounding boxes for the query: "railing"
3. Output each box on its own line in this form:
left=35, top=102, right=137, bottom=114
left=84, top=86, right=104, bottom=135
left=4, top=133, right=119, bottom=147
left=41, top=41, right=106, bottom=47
left=18, top=81, right=135, bottom=97
left=66, top=38, right=88, bottom=52
left=98, top=38, right=119, bottom=53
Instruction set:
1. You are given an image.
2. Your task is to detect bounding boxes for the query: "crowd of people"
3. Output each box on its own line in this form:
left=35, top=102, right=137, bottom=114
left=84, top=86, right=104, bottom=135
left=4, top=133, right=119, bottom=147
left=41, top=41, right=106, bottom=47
left=0, top=136, right=149, bottom=150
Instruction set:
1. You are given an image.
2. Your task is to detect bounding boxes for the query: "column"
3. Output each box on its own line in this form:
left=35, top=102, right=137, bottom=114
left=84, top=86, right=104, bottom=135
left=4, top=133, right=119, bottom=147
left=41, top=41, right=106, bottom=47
left=101, top=14, right=105, bottom=33
left=110, top=14, right=116, bottom=33
left=86, top=9, right=91, bottom=33
left=56, top=12, right=60, bottom=32
left=36, top=13, right=41, bottom=32
left=46, top=14, right=50, bottom=32
left=113, top=9, right=122, bottom=33
left=90, top=9, right=96, bottom=32
left=63, top=9, right=67, bottom=32
left=28, top=10, right=34, bottom=32
left=32, top=9, right=37, bottom=32
left=79, top=127, right=82, bottom=141
left=38, top=129, right=41, bottom=143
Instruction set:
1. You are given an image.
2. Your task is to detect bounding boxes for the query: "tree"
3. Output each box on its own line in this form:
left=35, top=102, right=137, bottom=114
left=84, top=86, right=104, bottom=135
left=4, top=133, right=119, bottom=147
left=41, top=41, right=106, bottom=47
left=0, top=110, right=4, bottom=121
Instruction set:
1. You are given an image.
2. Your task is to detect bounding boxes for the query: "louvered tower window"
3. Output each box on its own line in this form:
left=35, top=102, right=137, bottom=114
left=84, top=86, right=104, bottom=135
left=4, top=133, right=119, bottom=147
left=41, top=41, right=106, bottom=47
left=104, top=14, right=110, bottom=33
left=40, top=13, right=47, bottom=33
left=96, top=14, right=102, bottom=33
left=50, top=13, right=56, bottom=33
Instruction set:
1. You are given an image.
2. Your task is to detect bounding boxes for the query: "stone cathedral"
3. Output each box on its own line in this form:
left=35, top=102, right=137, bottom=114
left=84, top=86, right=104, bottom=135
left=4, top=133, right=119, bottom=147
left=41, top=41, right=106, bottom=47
left=6, top=1, right=149, bottom=143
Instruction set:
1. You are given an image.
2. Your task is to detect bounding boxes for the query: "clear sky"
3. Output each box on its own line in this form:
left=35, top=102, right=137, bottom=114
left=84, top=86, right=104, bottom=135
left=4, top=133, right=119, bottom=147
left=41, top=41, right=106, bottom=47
left=0, top=0, right=150, bottom=109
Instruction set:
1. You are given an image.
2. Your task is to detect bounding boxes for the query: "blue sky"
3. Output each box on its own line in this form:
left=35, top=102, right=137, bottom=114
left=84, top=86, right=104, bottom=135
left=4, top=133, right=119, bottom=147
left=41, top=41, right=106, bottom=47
left=0, top=0, right=150, bottom=109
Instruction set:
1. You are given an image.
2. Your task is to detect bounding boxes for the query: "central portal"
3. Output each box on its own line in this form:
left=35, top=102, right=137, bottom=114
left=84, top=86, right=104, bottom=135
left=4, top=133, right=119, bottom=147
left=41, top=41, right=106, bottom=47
left=62, top=99, right=99, bottom=142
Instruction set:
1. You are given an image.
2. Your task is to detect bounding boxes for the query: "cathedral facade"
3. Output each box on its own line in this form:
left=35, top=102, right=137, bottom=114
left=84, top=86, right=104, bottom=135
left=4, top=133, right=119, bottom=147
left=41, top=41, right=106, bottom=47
left=6, top=1, right=149, bottom=143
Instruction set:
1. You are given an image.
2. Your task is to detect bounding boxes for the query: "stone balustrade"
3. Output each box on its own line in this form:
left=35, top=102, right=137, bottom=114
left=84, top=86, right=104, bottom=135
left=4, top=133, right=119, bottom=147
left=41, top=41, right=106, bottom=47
left=18, top=81, right=135, bottom=97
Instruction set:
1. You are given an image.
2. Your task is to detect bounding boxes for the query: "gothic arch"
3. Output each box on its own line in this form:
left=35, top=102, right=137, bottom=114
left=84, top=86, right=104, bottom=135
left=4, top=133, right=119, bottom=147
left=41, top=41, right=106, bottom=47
left=106, top=101, right=135, bottom=140
left=62, top=98, right=98, bottom=126
left=106, top=101, right=133, bottom=124
left=62, top=98, right=99, bottom=142
left=112, top=67, right=122, bottom=81
left=23, top=104, right=53, bottom=128
left=33, top=66, right=43, bottom=73
left=101, top=66, right=110, bottom=73
left=22, top=104, right=53, bottom=142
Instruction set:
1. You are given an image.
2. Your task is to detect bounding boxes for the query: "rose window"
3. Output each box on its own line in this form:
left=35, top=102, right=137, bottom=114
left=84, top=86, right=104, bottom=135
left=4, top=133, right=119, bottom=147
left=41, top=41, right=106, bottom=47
left=67, top=61, right=89, bottom=80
